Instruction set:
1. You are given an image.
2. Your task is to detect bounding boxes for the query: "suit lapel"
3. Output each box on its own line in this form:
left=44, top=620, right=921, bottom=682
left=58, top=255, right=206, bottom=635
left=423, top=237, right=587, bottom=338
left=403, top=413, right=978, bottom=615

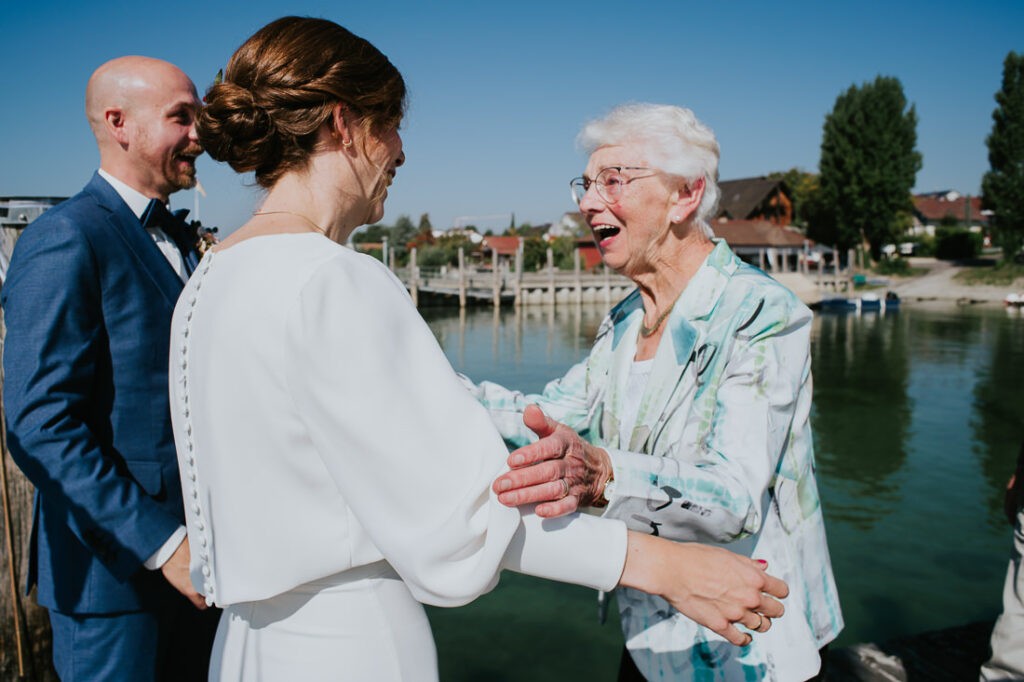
left=84, top=174, right=185, bottom=306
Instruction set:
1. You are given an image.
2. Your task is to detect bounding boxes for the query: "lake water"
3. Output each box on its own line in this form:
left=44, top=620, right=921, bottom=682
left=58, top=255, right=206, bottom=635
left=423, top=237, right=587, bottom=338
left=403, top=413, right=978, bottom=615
left=419, top=302, right=1024, bottom=682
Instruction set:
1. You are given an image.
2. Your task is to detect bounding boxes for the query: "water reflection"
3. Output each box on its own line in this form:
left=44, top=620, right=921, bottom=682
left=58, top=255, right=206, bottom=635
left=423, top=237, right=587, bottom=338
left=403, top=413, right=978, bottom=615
left=810, top=310, right=911, bottom=530
left=420, top=302, right=1024, bottom=650
left=972, top=313, right=1024, bottom=532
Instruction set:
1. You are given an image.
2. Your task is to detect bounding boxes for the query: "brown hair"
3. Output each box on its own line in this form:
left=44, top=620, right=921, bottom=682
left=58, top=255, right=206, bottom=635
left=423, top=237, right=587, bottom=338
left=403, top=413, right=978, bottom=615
left=198, top=16, right=407, bottom=187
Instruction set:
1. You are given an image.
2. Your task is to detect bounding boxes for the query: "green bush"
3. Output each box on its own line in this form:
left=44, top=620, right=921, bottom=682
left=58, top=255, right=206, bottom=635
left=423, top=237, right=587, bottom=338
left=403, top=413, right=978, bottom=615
left=874, top=257, right=912, bottom=275
left=935, top=228, right=981, bottom=260
left=912, top=235, right=936, bottom=257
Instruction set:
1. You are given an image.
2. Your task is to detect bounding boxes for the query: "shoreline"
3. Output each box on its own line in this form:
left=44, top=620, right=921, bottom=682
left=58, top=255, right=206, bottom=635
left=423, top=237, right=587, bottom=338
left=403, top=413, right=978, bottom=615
left=884, top=257, right=1023, bottom=306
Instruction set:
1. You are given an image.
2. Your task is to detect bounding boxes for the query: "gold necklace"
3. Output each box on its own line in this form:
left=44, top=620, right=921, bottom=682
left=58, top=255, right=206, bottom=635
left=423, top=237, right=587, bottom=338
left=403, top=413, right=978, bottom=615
left=638, top=294, right=681, bottom=338
left=252, top=209, right=326, bottom=235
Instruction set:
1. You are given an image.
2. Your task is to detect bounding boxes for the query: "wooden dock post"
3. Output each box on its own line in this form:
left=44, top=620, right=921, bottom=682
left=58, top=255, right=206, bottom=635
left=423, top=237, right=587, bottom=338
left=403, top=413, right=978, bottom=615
left=573, top=248, right=582, bottom=305
left=409, top=247, right=418, bottom=308
left=513, top=240, right=523, bottom=308
left=492, top=249, right=500, bottom=309
left=546, top=248, right=555, bottom=306
left=833, top=244, right=841, bottom=292
left=457, top=247, right=466, bottom=309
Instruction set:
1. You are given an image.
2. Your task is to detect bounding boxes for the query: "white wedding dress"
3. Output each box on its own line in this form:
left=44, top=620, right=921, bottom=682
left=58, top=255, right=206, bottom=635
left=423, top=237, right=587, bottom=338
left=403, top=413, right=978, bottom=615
left=168, top=233, right=628, bottom=681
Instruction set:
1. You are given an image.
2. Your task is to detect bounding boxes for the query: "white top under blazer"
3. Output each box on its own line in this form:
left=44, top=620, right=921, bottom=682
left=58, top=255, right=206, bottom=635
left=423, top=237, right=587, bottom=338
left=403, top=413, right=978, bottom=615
left=168, top=234, right=627, bottom=608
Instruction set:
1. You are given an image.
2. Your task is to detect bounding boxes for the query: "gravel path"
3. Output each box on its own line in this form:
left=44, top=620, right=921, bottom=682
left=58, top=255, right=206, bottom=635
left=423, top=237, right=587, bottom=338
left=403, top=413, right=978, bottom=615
left=887, top=258, right=1023, bottom=304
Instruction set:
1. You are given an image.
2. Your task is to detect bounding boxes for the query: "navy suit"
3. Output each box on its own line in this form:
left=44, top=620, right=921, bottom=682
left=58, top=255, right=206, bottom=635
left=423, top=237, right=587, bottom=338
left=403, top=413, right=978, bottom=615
left=2, top=173, right=217, bottom=679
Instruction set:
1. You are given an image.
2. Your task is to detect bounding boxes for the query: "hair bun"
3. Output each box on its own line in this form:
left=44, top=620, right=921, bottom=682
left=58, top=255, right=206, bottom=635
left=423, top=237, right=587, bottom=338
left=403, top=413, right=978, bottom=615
left=197, top=80, right=282, bottom=175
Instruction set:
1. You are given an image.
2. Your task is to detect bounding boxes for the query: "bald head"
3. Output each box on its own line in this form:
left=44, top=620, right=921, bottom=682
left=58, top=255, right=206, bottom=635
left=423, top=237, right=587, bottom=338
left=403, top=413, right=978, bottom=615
left=86, top=56, right=202, bottom=201
left=87, top=57, right=192, bottom=139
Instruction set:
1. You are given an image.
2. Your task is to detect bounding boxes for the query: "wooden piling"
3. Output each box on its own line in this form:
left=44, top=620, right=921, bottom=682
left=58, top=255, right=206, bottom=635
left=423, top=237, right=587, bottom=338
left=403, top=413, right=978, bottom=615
left=546, top=248, right=555, bottom=306
left=409, top=247, right=418, bottom=308
left=492, top=249, right=500, bottom=309
left=573, top=248, right=582, bottom=305
left=513, top=240, right=523, bottom=308
left=457, top=247, right=466, bottom=309
left=1, top=333, right=57, bottom=681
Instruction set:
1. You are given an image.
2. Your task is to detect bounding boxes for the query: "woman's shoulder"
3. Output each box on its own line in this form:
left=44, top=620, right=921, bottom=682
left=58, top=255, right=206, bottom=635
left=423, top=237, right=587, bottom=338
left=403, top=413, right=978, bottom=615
left=720, top=264, right=812, bottom=336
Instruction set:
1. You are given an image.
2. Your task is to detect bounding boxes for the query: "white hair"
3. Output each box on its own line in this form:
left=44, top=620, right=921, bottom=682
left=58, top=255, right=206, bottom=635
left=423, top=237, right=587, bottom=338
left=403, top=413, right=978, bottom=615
left=577, top=103, right=720, bottom=238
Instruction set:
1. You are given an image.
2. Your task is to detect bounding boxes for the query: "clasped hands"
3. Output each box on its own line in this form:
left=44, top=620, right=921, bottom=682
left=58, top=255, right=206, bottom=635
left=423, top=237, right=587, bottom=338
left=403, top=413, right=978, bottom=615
left=491, top=404, right=787, bottom=647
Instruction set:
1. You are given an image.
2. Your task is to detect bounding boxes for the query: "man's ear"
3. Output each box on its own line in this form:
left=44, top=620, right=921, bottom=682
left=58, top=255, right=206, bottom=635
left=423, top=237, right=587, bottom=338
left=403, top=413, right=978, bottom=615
left=105, top=108, right=129, bottom=148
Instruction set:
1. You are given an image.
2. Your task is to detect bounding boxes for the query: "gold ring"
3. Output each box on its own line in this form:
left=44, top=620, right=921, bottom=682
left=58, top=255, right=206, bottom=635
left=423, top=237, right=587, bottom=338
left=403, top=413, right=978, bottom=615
left=754, top=613, right=764, bottom=631
left=559, top=479, right=570, bottom=499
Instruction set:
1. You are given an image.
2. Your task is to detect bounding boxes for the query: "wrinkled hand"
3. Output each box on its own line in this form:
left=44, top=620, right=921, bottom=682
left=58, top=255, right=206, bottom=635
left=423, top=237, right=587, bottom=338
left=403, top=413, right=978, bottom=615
left=624, top=533, right=788, bottom=647
left=492, top=405, right=612, bottom=517
left=161, top=537, right=207, bottom=610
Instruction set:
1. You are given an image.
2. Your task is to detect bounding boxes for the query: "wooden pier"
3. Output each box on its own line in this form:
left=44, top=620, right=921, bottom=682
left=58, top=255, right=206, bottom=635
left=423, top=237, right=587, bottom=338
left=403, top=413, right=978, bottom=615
left=391, top=245, right=857, bottom=308
left=400, top=246, right=634, bottom=308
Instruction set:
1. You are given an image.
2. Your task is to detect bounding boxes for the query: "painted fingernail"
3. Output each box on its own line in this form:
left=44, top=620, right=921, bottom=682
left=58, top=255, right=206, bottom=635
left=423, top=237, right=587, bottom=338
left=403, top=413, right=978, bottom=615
left=755, top=559, right=768, bottom=567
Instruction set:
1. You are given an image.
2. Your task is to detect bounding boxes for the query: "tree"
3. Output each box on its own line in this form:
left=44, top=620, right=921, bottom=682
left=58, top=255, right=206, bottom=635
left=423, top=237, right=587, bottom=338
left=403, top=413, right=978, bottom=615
left=982, top=51, right=1024, bottom=261
left=810, top=76, right=922, bottom=260
left=417, top=213, right=433, bottom=234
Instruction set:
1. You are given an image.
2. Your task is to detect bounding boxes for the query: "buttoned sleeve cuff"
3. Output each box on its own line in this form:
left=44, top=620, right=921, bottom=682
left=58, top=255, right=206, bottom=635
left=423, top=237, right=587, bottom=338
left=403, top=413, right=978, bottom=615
left=143, top=525, right=186, bottom=570
left=502, top=509, right=627, bottom=591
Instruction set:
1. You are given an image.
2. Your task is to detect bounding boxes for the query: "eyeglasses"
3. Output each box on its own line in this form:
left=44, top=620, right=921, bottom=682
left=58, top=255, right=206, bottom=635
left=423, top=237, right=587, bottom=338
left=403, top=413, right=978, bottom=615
left=569, top=166, right=659, bottom=206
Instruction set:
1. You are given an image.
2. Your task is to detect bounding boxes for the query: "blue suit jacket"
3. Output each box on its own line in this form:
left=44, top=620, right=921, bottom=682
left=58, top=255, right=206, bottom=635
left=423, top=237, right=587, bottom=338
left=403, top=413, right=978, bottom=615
left=2, top=173, right=199, bottom=614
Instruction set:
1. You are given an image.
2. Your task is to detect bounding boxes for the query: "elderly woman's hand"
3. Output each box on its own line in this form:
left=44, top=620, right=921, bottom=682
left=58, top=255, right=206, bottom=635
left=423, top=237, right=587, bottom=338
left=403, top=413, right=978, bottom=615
left=492, top=405, right=612, bottom=517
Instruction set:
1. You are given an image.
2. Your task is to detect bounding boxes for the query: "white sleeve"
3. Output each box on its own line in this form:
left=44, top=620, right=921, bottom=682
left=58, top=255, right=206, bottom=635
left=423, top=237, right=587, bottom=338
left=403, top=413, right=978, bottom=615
left=284, top=255, right=626, bottom=606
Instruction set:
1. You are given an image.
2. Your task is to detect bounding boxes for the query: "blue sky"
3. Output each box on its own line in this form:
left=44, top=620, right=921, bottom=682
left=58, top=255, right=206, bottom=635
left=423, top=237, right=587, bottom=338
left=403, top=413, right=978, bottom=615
left=2, top=0, right=1021, bottom=234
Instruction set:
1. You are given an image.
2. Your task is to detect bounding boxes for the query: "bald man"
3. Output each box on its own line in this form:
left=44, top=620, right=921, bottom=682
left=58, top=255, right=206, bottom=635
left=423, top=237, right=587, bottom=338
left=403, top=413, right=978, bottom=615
left=2, top=56, right=219, bottom=680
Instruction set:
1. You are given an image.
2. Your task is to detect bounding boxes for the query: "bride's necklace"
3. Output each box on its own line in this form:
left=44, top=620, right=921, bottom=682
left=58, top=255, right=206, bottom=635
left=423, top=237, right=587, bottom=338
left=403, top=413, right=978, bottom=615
left=638, top=292, right=682, bottom=338
left=252, top=209, right=327, bottom=235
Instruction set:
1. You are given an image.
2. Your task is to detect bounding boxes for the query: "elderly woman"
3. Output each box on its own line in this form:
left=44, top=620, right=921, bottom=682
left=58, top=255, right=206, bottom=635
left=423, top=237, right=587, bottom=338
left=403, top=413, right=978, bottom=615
left=469, top=104, right=843, bottom=681
left=173, top=21, right=788, bottom=681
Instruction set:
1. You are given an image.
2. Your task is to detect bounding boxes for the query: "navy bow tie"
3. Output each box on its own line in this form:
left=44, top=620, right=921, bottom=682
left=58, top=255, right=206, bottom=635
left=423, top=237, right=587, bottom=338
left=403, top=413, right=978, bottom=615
left=141, top=199, right=195, bottom=274
left=141, top=199, right=191, bottom=238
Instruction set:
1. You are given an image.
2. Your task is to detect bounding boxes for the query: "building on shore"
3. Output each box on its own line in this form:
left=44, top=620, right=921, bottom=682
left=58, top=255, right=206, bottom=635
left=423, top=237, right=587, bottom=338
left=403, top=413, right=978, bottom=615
left=911, top=190, right=991, bottom=237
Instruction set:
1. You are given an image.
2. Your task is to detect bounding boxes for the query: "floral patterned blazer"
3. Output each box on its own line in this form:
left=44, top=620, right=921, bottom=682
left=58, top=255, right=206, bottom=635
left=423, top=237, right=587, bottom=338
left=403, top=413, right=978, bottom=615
left=468, top=240, right=844, bottom=681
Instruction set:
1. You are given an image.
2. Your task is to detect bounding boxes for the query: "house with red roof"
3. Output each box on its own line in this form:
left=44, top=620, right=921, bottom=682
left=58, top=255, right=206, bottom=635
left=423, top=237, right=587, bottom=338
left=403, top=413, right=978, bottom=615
left=911, top=191, right=990, bottom=236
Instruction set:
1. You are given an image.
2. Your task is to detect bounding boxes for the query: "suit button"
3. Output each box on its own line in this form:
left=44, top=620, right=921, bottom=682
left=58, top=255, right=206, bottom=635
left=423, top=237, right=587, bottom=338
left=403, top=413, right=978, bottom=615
left=202, top=565, right=211, bottom=577
left=192, top=504, right=201, bottom=515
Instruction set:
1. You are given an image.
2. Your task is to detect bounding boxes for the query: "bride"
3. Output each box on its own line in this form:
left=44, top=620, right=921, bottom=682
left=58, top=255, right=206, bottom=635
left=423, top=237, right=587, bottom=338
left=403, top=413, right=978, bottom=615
left=171, top=16, right=787, bottom=680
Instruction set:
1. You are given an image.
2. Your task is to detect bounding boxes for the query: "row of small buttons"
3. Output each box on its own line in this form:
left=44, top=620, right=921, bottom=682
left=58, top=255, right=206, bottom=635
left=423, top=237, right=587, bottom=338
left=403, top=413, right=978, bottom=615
left=179, top=253, right=216, bottom=606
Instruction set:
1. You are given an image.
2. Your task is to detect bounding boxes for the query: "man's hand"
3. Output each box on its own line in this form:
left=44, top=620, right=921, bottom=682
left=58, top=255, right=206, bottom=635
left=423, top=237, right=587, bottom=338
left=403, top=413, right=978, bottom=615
left=160, top=538, right=207, bottom=610
left=492, top=405, right=612, bottom=517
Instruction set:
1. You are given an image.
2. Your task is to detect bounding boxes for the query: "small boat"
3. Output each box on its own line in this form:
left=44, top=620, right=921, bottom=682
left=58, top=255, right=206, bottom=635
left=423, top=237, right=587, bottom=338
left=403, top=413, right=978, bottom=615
left=1005, top=293, right=1024, bottom=308
left=859, top=292, right=882, bottom=311
left=814, top=296, right=858, bottom=312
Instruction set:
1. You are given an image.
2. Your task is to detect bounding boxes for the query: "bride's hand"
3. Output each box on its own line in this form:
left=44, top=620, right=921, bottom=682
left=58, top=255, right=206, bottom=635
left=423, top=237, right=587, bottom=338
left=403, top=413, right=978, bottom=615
left=618, top=532, right=787, bottom=646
